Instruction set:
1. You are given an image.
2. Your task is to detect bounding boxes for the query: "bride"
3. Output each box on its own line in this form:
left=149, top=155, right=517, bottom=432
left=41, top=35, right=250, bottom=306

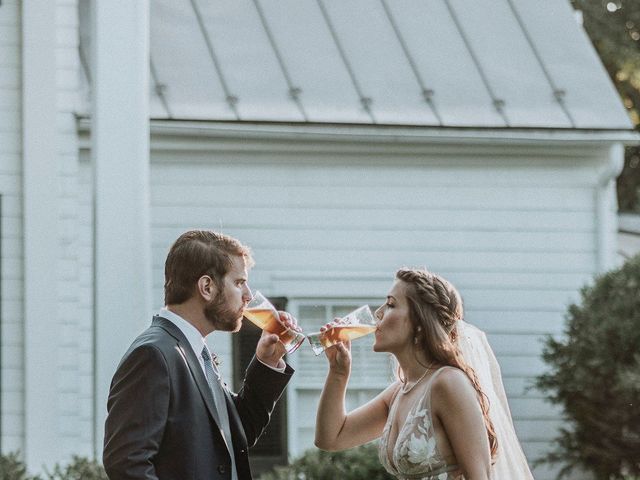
left=314, top=268, right=534, bottom=480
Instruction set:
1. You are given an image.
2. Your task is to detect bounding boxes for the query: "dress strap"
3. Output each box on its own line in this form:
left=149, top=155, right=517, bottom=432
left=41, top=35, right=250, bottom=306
left=389, top=381, right=403, bottom=405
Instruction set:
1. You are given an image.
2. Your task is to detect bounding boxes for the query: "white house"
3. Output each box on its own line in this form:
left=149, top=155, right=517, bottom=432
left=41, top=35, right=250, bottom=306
left=1, top=1, right=638, bottom=478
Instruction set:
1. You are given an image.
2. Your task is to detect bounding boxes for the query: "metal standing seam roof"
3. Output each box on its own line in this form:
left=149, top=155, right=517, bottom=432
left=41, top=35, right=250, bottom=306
left=78, top=0, right=635, bottom=130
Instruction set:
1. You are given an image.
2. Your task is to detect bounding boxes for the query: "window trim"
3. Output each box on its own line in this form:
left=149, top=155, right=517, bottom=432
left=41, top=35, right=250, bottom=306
left=285, top=297, right=391, bottom=458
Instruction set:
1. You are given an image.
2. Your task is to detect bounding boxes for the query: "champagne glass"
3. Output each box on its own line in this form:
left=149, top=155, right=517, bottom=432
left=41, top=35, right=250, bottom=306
left=307, top=305, right=376, bottom=355
left=243, top=291, right=306, bottom=354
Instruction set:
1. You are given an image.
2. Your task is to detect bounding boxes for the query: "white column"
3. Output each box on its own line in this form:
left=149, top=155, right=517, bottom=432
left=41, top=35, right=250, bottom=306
left=91, top=0, right=151, bottom=455
left=21, top=0, right=60, bottom=470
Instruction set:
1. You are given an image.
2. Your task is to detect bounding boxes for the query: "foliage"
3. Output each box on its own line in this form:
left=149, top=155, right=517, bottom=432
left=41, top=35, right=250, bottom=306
left=571, top=0, right=640, bottom=212
left=572, top=0, right=640, bottom=116
left=0, top=454, right=106, bottom=480
left=618, top=150, right=640, bottom=212
left=258, top=443, right=394, bottom=480
left=0, top=452, right=38, bottom=480
left=43, top=456, right=107, bottom=480
left=535, top=254, right=640, bottom=479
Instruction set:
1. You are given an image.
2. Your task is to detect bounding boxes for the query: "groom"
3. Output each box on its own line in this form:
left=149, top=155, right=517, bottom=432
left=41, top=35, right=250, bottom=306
left=103, top=230, right=295, bottom=479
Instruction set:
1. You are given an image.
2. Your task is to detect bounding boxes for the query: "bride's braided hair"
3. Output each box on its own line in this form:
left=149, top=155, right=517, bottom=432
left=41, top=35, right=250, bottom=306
left=396, top=268, right=498, bottom=459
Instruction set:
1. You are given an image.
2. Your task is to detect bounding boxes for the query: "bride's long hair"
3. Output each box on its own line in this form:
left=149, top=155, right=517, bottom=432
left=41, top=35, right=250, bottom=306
left=395, top=267, right=498, bottom=459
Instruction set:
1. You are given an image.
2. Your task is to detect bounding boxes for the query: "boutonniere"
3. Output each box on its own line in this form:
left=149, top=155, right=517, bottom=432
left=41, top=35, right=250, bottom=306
left=212, top=352, right=222, bottom=368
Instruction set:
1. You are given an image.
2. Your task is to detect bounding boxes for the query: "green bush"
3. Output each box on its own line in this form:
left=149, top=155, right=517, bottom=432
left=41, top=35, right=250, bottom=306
left=43, top=456, right=107, bottom=480
left=258, top=443, right=394, bottom=480
left=0, top=452, right=38, bottom=480
left=535, top=254, right=640, bottom=479
left=0, top=453, right=106, bottom=480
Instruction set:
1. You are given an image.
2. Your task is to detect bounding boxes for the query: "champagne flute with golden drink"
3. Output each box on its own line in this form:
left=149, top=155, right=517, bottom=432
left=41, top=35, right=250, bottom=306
left=243, top=291, right=306, bottom=354
left=307, top=305, right=376, bottom=355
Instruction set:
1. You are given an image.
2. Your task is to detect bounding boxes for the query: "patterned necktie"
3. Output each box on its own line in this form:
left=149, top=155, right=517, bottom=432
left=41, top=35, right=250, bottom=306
left=202, top=346, right=237, bottom=480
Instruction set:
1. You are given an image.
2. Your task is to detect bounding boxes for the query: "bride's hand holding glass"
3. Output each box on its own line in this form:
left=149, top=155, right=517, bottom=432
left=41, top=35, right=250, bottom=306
left=320, top=322, right=352, bottom=377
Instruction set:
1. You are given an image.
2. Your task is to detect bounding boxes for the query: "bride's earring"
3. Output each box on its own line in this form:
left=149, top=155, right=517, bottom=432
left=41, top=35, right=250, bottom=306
left=414, top=327, right=422, bottom=345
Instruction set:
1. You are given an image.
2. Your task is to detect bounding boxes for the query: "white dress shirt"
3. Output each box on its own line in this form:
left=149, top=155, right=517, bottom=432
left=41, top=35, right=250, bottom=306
left=159, top=307, right=286, bottom=375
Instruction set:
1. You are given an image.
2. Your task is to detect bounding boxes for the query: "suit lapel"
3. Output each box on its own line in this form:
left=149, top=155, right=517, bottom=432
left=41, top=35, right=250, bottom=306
left=153, top=316, right=249, bottom=456
left=152, top=316, right=226, bottom=439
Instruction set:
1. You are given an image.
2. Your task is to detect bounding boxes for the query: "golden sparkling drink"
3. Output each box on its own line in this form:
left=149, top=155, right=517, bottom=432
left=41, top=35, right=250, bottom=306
left=244, top=307, right=305, bottom=352
left=307, top=324, right=376, bottom=355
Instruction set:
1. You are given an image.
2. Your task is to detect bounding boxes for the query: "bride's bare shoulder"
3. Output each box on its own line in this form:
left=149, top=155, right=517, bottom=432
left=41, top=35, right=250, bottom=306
left=431, top=367, right=478, bottom=406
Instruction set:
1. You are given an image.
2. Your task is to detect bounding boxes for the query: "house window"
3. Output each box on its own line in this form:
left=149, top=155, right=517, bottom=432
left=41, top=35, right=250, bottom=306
left=233, top=296, right=288, bottom=475
left=287, top=300, right=393, bottom=456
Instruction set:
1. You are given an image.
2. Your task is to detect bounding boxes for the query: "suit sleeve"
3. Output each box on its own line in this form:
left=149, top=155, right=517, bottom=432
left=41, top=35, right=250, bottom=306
left=232, top=357, right=294, bottom=447
left=103, top=344, right=170, bottom=480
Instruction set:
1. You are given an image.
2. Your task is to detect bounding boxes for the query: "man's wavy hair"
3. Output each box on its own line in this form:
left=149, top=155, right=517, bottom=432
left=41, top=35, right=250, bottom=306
left=164, top=230, right=254, bottom=305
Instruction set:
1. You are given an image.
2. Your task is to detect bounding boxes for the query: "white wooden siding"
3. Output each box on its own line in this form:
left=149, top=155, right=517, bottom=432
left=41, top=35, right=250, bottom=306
left=78, top=129, right=615, bottom=480
left=141, top=141, right=604, bottom=480
left=55, top=0, right=89, bottom=458
left=0, top=0, right=87, bottom=460
left=0, top=0, right=24, bottom=453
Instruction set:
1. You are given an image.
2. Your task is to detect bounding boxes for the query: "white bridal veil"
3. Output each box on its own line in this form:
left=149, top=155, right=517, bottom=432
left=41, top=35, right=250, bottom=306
left=456, top=320, right=535, bottom=479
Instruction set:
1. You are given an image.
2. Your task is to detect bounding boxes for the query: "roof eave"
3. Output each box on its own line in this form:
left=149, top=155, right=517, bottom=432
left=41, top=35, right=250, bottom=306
left=77, top=117, right=640, bottom=149
left=147, top=119, right=640, bottom=146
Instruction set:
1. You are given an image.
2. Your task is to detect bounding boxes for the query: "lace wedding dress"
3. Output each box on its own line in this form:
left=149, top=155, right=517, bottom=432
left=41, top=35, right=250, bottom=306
left=377, top=321, right=535, bottom=480
left=379, top=367, right=463, bottom=480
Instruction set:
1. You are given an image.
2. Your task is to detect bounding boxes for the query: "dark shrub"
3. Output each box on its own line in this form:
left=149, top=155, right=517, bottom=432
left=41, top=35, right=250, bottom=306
left=0, top=452, right=38, bottom=480
left=258, top=443, right=394, bottom=480
left=44, top=456, right=107, bottom=480
left=535, top=254, right=640, bottom=479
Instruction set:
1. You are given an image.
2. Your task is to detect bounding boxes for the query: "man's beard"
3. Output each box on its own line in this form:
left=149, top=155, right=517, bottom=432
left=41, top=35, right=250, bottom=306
left=204, top=289, right=243, bottom=332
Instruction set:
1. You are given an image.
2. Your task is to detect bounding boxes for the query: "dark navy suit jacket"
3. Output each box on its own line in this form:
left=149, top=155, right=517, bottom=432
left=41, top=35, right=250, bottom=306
left=103, top=316, right=293, bottom=480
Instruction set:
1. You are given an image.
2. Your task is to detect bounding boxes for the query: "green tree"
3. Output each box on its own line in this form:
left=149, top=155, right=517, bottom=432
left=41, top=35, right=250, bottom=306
left=535, top=254, right=640, bottom=479
left=0, top=452, right=39, bottom=480
left=571, top=0, right=640, bottom=211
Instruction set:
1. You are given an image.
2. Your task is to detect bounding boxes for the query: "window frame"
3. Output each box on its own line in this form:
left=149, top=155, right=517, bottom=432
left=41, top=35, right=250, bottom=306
left=285, top=297, right=392, bottom=458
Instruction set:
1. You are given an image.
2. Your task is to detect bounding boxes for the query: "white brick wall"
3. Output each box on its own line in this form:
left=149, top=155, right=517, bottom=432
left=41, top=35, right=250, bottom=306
left=0, top=0, right=88, bottom=460
left=0, top=0, right=25, bottom=453
left=77, top=151, right=94, bottom=447
left=54, top=0, right=91, bottom=459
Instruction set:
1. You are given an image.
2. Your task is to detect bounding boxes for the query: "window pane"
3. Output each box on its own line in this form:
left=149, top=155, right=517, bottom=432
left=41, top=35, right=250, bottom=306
left=291, top=300, right=391, bottom=456
left=296, top=305, right=329, bottom=385
left=298, top=305, right=327, bottom=330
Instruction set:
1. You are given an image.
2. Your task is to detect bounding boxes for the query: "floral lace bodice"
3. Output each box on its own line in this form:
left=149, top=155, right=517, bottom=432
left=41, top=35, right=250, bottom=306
left=378, top=367, right=463, bottom=480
